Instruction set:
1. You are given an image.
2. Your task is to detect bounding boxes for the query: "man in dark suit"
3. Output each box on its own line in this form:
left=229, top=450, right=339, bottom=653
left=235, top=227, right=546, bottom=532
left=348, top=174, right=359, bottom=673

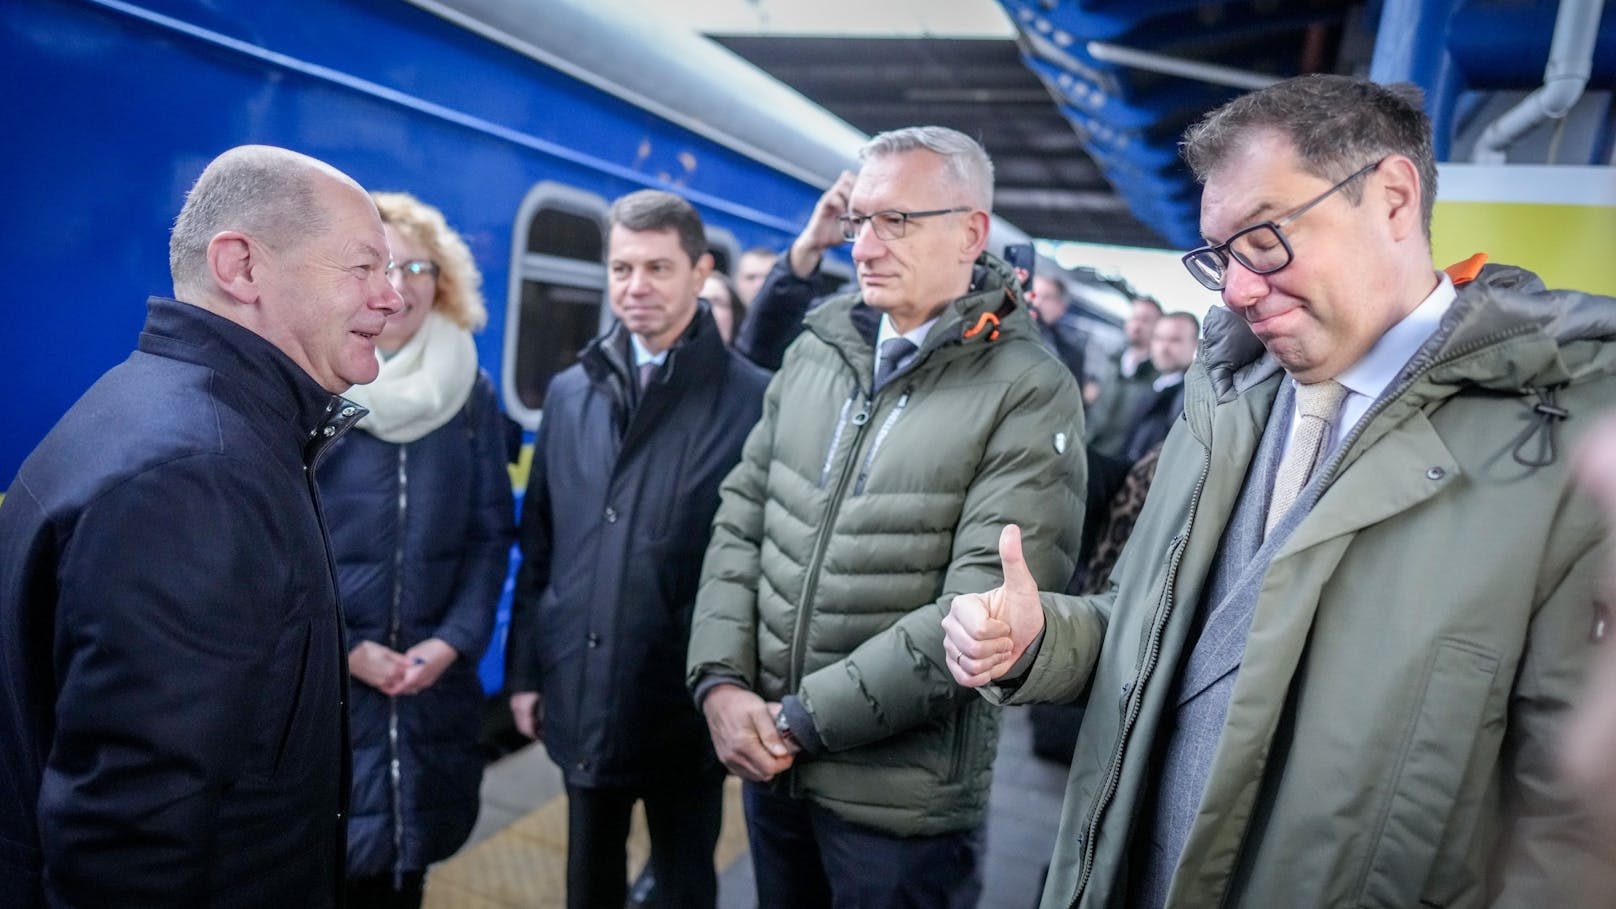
left=507, top=190, right=769, bottom=909
left=1031, top=274, right=1090, bottom=386
left=1118, top=311, right=1199, bottom=463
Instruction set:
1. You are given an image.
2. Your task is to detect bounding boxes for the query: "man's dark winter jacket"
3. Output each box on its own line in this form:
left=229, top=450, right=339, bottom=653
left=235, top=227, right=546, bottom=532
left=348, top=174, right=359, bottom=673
left=733, top=257, right=838, bottom=371
left=1040, top=309, right=1090, bottom=386
left=1118, top=376, right=1186, bottom=464
left=1086, top=358, right=1160, bottom=459
left=0, top=298, right=357, bottom=908
left=509, top=306, right=769, bottom=787
left=318, top=371, right=515, bottom=880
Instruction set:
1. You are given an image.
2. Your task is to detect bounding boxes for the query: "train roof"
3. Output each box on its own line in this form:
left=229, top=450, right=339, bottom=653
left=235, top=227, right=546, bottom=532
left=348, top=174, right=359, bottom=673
left=406, top=0, right=865, bottom=188
left=405, top=0, right=1031, bottom=246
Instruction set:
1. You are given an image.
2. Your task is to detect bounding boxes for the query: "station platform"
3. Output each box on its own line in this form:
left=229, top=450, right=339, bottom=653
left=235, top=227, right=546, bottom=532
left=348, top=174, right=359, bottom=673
left=422, top=705, right=1070, bottom=908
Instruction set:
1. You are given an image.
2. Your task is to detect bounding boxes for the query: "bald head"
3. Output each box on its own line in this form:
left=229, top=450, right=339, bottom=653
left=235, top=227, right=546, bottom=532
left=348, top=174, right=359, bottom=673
left=169, top=145, right=367, bottom=303
left=164, top=145, right=401, bottom=393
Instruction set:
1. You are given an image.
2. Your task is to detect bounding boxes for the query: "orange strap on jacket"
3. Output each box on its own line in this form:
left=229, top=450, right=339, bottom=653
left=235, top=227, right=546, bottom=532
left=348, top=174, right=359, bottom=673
left=964, top=311, right=1000, bottom=342
left=1444, top=252, right=1488, bottom=286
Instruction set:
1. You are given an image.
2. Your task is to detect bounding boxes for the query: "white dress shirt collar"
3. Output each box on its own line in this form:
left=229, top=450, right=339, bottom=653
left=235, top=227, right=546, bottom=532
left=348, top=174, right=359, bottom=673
left=1152, top=370, right=1185, bottom=393
left=1332, top=271, right=1457, bottom=408
left=629, top=333, right=668, bottom=368
left=1286, top=270, right=1456, bottom=460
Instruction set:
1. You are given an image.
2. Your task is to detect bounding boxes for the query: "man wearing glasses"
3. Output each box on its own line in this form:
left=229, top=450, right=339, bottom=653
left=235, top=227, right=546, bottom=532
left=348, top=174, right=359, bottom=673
left=688, top=126, right=1084, bottom=906
left=944, top=74, right=1616, bottom=908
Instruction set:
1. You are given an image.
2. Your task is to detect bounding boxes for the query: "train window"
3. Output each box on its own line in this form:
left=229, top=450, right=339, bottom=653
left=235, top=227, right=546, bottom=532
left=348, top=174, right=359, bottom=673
left=504, top=183, right=610, bottom=426
left=511, top=281, right=601, bottom=410
left=525, top=207, right=603, bottom=261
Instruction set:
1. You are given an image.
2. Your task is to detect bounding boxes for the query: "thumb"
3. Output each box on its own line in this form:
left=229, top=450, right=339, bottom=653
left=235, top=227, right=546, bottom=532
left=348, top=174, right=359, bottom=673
left=998, top=523, right=1039, bottom=601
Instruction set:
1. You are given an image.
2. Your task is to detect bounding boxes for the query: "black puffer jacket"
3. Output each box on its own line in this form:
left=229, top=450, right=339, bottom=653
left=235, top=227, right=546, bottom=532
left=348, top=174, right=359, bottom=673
left=317, top=371, right=515, bottom=878
left=509, top=307, right=768, bottom=787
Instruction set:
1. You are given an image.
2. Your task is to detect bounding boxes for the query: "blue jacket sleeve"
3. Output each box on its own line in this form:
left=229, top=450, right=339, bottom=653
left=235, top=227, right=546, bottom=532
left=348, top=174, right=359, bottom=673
left=734, top=257, right=825, bottom=371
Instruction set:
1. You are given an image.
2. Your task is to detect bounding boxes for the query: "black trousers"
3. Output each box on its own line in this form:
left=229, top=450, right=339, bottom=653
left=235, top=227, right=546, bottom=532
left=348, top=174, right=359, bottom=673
left=742, top=781, right=984, bottom=909
left=345, top=870, right=425, bottom=909
left=565, top=771, right=725, bottom=909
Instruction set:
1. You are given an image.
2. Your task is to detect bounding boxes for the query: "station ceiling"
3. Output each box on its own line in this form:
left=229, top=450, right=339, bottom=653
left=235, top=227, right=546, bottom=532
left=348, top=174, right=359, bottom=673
left=711, top=34, right=1175, bottom=250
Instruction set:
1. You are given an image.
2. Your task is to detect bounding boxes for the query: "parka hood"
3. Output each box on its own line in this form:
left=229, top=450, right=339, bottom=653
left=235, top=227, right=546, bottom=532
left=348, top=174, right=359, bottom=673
left=1423, top=263, right=1616, bottom=391
left=804, top=251, right=1039, bottom=370
left=1198, top=263, right=1616, bottom=402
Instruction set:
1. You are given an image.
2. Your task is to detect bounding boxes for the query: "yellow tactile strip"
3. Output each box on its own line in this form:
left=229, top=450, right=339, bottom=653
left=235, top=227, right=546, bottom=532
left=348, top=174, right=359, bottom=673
left=423, top=776, right=749, bottom=907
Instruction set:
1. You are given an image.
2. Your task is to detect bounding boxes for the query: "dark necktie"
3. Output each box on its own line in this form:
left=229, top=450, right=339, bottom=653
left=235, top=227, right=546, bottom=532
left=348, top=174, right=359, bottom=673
left=874, top=337, right=917, bottom=393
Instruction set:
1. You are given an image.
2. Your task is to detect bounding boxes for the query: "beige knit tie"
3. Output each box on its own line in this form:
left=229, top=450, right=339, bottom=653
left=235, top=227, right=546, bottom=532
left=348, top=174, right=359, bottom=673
left=1266, top=379, right=1349, bottom=537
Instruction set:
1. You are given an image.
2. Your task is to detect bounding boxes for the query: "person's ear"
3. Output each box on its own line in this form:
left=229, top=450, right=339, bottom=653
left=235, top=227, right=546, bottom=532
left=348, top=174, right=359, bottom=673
left=1378, top=155, right=1422, bottom=242
left=961, top=209, right=991, bottom=261
left=692, top=251, right=715, bottom=293
left=208, top=231, right=261, bottom=304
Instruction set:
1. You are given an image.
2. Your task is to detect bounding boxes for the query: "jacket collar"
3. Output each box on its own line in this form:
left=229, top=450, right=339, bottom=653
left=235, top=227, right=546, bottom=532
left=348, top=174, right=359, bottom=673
left=803, top=251, right=1037, bottom=376
left=579, top=302, right=728, bottom=395
left=138, top=297, right=366, bottom=465
left=1197, top=263, right=1616, bottom=403
left=1186, top=263, right=1616, bottom=469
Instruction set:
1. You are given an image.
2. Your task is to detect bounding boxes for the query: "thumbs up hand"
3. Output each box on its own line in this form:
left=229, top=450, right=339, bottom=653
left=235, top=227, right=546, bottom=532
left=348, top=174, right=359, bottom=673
left=942, top=524, right=1047, bottom=687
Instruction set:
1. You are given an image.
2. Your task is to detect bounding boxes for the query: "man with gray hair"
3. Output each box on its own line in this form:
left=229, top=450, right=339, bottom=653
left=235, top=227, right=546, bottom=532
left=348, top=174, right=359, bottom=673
left=945, top=74, right=1616, bottom=907
left=0, top=145, right=401, bottom=906
left=688, top=126, right=1084, bottom=905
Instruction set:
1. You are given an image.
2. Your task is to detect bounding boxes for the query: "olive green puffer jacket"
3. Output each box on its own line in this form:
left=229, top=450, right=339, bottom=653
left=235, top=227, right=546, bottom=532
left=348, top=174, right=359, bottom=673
left=688, top=253, right=1085, bottom=836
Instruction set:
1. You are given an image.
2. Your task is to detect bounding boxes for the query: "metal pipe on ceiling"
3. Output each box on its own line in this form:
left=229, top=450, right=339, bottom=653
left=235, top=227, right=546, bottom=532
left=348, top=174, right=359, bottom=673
left=1084, top=41, right=1281, bottom=91
left=1471, top=0, right=1604, bottom=163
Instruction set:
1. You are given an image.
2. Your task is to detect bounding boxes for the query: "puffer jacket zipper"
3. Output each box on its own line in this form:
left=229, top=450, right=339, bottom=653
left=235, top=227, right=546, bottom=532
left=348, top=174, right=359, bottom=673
left=388, top=446, right=408, bottom=887
left=817, top=392, right=859, bottom=489
left=853, top=388, right=910, bottom=495
left=792, top=385, right=875, bottom=691
left=787, top=339, right=888, bottom=794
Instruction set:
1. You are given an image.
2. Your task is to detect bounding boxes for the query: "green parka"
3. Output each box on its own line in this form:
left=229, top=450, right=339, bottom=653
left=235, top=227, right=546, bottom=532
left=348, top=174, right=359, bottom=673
left=999, top=264, right=1616, bottom=908
left=688, top=253, right=1085, bottom=836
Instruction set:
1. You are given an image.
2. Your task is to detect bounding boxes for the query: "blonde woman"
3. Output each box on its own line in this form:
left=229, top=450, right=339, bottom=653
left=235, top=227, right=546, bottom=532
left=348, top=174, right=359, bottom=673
left=318, top=192, right=515, bottom=907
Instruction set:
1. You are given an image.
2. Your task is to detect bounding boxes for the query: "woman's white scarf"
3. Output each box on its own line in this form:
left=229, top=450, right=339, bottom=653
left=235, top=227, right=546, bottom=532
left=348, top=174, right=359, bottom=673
left=345, top=309, right=479, bottom=444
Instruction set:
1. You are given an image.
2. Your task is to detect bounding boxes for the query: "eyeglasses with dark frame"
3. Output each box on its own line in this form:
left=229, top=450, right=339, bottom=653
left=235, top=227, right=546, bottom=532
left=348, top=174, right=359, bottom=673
left=1180, top=157, right=1386, bottom=291
left=837, top=207, right=972, bottom=243
left=387, top=259, right=440, bottom=280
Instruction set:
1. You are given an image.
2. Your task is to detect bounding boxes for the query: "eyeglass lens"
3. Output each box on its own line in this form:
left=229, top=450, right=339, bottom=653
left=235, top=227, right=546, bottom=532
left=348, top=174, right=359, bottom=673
left=390, top=259, right=438, bottom=278
left=838, top=212, right=911, bottom=242
left=1185, top=224, right=1290, bottom=290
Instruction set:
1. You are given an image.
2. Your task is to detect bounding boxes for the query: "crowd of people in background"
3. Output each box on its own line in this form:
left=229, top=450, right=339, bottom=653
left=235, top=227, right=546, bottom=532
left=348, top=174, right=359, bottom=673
left=3, top=70, right=1616, bottom=909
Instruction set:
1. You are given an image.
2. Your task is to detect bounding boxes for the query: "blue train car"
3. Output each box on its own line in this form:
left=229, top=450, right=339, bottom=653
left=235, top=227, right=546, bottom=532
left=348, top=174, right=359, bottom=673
left=3, top=0, right=881, bottom=477
left=2, top=0, right=873, bottom=693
